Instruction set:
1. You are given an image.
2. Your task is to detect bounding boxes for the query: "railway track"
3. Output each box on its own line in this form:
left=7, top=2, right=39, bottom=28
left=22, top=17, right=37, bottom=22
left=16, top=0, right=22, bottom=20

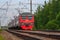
left=39, top=30, right=60, bottom=33
left=16, top=30, right=60, bottom=39
left=6, top=30, right=60, bottom=40
left=6, top=30, right=41, bottom=40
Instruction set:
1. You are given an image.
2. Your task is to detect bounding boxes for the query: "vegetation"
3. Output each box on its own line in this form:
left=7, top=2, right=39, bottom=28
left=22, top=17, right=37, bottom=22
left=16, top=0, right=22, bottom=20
left=0, top=29, right=2, bottom=32
left=0, top=35, right=4, bottom=40
left=34, top=0, right=60, bottom=30
left=0, top=29, right=4, bottom=40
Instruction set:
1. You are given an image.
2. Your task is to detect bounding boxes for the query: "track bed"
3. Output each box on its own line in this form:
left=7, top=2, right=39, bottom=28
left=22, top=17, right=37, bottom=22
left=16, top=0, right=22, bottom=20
left=6, top=30, right=60, bottom=40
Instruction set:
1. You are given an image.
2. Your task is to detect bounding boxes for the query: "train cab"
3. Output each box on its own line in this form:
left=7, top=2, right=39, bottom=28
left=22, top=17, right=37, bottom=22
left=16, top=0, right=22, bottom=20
left=19, top=12, right=34, bottom=30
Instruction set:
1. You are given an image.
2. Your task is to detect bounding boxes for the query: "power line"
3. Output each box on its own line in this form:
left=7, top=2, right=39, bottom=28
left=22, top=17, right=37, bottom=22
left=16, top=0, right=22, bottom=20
left=18, top=0, right=41, bottom=14
left=0, top=0, right=41, bottom=26
left=0, top=1, right=9, bottom=26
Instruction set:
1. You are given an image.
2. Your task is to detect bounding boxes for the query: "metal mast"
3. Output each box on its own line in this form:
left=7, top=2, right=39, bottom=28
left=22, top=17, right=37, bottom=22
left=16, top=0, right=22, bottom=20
left=0, top=17, right=1, bottom=29
left=30, top=0, right=32, bottom=14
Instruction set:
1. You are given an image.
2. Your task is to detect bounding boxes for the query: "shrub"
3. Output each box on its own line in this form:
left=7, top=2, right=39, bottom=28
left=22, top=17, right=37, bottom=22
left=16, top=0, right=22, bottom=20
left=46, top=20, right=60, bottom=30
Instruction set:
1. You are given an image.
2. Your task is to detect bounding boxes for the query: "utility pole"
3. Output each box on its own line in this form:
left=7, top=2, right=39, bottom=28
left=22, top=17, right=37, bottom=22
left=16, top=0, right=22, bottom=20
left=6, top=1, right=8, bottom=14
left=0, top=17, right=1, bottom=29
left=30, top=0, right=32, bottom=14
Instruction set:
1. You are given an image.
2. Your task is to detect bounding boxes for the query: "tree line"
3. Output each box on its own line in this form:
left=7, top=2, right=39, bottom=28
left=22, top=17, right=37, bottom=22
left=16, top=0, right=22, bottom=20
left=34, top=0, right=60, bottom=30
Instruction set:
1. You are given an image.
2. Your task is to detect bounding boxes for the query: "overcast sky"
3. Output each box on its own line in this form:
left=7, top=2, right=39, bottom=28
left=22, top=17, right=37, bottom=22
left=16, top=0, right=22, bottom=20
left=0, top=0, right=49, bottom=26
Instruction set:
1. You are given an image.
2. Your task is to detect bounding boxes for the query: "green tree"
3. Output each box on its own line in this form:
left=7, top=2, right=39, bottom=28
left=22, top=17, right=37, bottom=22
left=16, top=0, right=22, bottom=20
left=34, top=0, right=60, bottom=30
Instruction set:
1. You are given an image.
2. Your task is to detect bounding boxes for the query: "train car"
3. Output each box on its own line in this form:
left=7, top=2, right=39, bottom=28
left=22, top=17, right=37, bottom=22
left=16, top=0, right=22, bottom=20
left=18, top=12, right=34, bottom=30
left=8, top=12, right=34, bottom=30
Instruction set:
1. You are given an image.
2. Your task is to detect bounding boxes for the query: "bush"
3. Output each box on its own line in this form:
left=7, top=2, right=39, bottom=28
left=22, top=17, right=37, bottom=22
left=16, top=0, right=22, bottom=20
left=46, top=20, right=60, bottom=30
left=32, top=26, right=37, bottom=30
left=56, top=13, right=60, bottom=21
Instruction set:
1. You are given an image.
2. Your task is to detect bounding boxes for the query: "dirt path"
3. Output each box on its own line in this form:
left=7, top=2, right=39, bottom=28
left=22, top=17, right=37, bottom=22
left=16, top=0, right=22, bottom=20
left=0, top=30, right=23, bottom=40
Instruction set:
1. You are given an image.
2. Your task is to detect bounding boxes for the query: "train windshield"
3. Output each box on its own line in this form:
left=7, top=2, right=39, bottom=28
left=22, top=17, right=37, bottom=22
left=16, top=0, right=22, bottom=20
left=28, top=16, right=32, bottom=20
left=22, top=16, right=26, bottom=20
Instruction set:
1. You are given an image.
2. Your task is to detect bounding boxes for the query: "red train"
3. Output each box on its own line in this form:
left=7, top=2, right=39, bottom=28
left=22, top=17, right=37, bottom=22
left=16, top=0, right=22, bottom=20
left=8, top=12, right=34, bottom=30
left=19, top=12, right=34, bottom=30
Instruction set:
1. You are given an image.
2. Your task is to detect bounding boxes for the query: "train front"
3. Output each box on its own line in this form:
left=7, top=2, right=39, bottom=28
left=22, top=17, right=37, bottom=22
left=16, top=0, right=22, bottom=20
left=19, top=12, right=34, bottom=30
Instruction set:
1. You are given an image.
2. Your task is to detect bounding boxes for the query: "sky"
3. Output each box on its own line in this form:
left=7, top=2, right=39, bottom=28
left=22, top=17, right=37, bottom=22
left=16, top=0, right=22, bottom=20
left=0, top=0, right=49, bottom=26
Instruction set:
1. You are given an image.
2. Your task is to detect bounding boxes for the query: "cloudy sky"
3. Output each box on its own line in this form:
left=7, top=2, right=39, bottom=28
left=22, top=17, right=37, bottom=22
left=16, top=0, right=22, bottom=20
left=0, top=0, right=49, bottom=26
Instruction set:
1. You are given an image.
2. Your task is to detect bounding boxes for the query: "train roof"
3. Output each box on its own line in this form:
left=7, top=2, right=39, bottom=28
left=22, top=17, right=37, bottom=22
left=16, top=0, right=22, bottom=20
left=20, top=12, right=33, bottom=15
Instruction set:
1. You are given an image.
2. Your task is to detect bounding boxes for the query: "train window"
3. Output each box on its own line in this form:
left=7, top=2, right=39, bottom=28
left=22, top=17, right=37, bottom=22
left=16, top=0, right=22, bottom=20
left=22, top=16, right=26, bottom=20
left=28, top=16, right=32, bottom=20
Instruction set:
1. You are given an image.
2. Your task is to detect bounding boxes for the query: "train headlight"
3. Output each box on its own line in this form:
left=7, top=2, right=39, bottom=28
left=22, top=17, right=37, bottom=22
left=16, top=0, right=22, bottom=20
left=21, top=23, right=25, bottom=25
left=30, top=23, right=33, bottom=25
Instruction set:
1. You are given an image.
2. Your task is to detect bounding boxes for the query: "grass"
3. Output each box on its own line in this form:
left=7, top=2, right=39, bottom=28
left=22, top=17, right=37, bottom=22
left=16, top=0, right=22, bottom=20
left=0, top=29, right=4, bottom=40
left=0, top=35, right=4, bottom=40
